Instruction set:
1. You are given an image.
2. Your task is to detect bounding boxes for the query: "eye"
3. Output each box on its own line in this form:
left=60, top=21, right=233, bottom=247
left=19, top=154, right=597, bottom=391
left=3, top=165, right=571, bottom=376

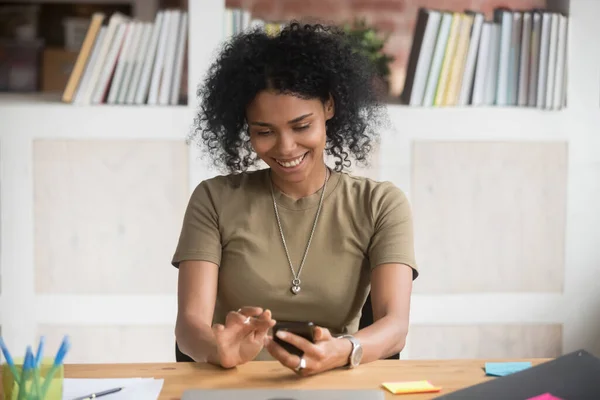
left=294, top=124, right=310, bottom=131
left=256, top=130, right=271, bottom=136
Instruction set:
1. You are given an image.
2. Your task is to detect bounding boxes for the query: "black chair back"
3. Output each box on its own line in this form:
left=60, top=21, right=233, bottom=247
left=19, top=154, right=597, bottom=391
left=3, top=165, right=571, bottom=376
left=176, top=341, right=194, bottom=362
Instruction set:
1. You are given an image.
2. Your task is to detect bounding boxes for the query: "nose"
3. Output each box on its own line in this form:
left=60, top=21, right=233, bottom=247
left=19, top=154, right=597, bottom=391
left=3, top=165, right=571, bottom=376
left=275, top=131, right=296, bottom=155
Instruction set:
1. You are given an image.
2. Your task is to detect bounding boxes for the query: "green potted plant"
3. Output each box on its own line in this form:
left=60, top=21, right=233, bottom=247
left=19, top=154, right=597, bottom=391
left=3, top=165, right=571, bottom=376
left=342, top=18, right=395, bottom=91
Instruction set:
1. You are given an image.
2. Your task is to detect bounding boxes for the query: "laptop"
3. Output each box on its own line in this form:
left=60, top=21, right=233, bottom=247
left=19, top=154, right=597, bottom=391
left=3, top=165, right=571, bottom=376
left=181, top=389, right=385, bottom=400
left=434, top=349, right=600, bottom=399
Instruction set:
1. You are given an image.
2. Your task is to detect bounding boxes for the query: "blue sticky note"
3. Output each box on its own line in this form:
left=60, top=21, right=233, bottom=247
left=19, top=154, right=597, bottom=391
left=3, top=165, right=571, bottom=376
left=485, top=361, right=532, bottom=377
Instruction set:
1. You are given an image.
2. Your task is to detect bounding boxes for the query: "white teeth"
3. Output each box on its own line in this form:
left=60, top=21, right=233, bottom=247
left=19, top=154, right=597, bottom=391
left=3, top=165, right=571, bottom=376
left=276, top=153, right=305, bottom=168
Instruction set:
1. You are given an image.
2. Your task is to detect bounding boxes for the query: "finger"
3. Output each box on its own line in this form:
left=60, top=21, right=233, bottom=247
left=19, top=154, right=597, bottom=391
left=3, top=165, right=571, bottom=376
left=250, top=317, right=275, bottom=333
left=254, top=310, right=276, bottom=337
left=232, top=307, right=268, bottom=328
left=313, top=326, right=332, bottom=342
left=212, top=324, right=226, bottom=339
left=264, top=336, right=304, bottom=371
left=225, top=310, right=251, bottom=327
left=257, top=308, right=272, bottom=321
left=250, top=311, right=277, bottom=336
left=223, top=310, right=273, bottom=341
left=274, top=330, right=315, bottom=356
left=236, top=306, right=264, bottom=317
left=258, top=309, right=277, bottom=325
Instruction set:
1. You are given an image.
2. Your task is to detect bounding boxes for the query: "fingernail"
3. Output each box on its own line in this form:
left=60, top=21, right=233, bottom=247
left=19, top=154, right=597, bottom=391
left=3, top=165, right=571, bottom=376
left=276, top=331, right=286, bottom=339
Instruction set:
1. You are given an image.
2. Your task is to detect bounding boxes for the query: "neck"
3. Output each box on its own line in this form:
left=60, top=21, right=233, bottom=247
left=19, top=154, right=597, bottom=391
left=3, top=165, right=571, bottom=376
left=271, top=162, right=328, bottom=200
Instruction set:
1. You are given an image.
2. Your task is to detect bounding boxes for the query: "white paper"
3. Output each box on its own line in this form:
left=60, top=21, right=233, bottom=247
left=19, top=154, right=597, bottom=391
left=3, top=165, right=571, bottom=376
left=62, top=378, right=163, bottom=400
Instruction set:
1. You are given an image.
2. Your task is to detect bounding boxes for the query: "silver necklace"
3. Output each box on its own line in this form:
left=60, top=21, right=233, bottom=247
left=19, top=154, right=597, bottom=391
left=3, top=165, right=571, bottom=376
left=269, top=167, right=330, bottom=295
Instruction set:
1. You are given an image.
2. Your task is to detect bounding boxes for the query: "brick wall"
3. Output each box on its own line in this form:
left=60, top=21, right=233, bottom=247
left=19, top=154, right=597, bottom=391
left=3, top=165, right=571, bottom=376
left=225, top=0, right=547, bottom=97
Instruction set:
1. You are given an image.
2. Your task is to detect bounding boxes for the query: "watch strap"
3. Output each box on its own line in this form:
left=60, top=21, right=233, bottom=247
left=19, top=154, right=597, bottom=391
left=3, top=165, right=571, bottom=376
left=339, top=335, right=360, bottom=367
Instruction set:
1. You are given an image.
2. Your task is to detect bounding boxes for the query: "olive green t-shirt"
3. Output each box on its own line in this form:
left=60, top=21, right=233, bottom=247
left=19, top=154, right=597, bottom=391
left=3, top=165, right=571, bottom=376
left=171, top=168, right=418, bottom=360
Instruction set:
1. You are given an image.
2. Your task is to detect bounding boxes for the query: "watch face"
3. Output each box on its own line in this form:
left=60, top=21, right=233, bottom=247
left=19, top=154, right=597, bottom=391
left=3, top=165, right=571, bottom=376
left=352, top=345, right=363, bottom=365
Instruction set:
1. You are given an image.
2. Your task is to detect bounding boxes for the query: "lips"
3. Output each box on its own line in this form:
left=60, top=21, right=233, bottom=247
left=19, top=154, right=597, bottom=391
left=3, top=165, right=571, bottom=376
left=275, top=152, right=308, bottom=168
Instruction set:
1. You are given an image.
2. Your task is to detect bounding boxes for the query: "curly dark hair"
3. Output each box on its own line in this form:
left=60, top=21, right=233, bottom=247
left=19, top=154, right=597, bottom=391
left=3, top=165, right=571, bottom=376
left=190, top=20, right=389, bottom=173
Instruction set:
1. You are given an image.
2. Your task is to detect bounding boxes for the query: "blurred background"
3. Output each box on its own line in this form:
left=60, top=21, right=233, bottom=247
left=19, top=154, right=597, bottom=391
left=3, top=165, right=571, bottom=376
left=0, top=0, right=564, bottom=100
left=2, top=0, right=599, bottom=366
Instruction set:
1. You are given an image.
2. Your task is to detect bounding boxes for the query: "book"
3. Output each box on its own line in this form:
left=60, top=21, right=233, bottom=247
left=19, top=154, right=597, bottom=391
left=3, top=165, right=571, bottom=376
left=61, top=13, right=105, bottom=103
left=61, top=8, right=188, bottom=106
left=401, top=6, right=568, bottom=109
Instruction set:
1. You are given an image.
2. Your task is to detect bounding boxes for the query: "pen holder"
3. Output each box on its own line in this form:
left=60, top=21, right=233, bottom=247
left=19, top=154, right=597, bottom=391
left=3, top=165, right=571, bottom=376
left=2, top=357, right=63, bottom=400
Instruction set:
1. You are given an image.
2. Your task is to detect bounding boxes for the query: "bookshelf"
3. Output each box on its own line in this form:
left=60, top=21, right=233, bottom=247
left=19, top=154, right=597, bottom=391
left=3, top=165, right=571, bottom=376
left=0, top=0, right=592, bottom=138
left=400, top=9, right=569, bottom=109
left=3, top=0, right=600, bottom=364
left=3, top=0, right=160, bottom=31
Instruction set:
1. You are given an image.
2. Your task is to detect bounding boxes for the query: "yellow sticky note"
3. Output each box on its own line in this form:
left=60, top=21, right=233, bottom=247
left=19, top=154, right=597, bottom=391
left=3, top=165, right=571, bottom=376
left=381, top=380, right=441, bottom=394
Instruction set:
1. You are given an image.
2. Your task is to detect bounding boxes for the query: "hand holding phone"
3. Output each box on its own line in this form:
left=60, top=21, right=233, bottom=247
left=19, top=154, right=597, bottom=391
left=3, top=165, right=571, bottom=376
left=272, top=321, right=315, bottom=357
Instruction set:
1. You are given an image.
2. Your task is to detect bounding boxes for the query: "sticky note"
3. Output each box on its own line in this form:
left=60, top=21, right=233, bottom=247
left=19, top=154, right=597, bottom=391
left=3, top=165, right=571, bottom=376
left=381, top=380, right=441, bottom=394
left=485, top=361, right=532, bottom=377
left=526, top=393, right=563, bottom=400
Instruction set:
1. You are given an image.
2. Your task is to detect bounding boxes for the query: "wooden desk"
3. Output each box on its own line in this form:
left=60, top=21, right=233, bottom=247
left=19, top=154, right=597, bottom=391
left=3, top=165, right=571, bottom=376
left=64, top=358, right=551, bottom=399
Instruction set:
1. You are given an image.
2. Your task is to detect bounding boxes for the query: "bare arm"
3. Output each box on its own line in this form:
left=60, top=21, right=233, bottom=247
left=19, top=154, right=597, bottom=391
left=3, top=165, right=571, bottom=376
left=174, top=260, right=220, bottom=364
left=352, top=186, right=416, bottom=362
left=353, top=263, right=414, bottom=362
left=322, top=262, right=414, bottom=367
left=175, top=260, right=275, bottom=368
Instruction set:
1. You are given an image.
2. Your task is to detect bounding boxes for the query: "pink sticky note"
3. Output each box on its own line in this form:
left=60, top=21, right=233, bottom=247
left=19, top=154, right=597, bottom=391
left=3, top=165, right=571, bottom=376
left=526, top=393, right=563, bottom=400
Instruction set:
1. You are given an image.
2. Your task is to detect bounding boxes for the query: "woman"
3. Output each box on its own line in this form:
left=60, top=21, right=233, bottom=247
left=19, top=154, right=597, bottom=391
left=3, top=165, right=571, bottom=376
left=172, top=21, right=418, bottom=377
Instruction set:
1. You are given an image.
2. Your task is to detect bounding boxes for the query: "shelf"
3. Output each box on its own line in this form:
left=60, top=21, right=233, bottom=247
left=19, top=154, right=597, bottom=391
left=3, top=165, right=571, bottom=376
left=5, top=0, right=156, bottom=20
left=385, top=104, right=571, bottom=141
left=0, top=94, right=575, bottom=142
left=8, top=0, right=135, bottom=3
left=0, top=93, right=194, bottom=140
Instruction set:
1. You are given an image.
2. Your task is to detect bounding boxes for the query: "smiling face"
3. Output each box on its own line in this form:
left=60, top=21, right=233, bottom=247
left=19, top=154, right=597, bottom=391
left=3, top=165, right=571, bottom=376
left=246, top=90, right=334, bottom=196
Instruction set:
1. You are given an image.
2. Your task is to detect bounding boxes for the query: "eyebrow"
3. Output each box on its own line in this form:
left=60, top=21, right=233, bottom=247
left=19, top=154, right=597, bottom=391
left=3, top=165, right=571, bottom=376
left=250, top=113, right=313, bottom=127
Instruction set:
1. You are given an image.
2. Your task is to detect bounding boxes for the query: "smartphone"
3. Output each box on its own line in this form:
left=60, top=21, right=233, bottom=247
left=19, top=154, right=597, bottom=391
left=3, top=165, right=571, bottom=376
left=272, top=321, right=315, bottom=357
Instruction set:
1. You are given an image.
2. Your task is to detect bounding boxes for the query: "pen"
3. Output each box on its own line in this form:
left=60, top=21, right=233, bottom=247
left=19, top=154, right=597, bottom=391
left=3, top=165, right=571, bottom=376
left=40, top=335, right=71, bottom=400
left=35, top=336, right=46, bottom=366
left=34, top=336, right=46, bottom=397
left=71, top=386, right=124, bottom=400
left=0, top=337, right=20, bottom=383
left=17, top=349, right=33, bottom=400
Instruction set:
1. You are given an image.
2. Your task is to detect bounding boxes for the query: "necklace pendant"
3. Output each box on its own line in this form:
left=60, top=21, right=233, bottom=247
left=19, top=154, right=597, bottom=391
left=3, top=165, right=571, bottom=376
left=291, top=278, right=301, bottom=295
left=272, top=169, right=329, bottom=298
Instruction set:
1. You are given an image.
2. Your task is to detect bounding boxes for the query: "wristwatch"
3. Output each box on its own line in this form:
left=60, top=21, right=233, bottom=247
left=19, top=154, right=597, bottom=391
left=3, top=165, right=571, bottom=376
left=339, top=335, right=363, bottom=368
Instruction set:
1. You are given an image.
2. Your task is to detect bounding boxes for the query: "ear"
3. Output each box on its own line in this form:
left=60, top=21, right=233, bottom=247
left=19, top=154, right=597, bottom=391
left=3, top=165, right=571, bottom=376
left=324, top=94, right=335, bottom=121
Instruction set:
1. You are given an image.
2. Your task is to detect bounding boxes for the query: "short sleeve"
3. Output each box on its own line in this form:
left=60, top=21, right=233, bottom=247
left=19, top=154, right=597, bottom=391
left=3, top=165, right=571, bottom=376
left=367, top=183, right=418, bottom=280
left=171, top=180, right=222, bottom=268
